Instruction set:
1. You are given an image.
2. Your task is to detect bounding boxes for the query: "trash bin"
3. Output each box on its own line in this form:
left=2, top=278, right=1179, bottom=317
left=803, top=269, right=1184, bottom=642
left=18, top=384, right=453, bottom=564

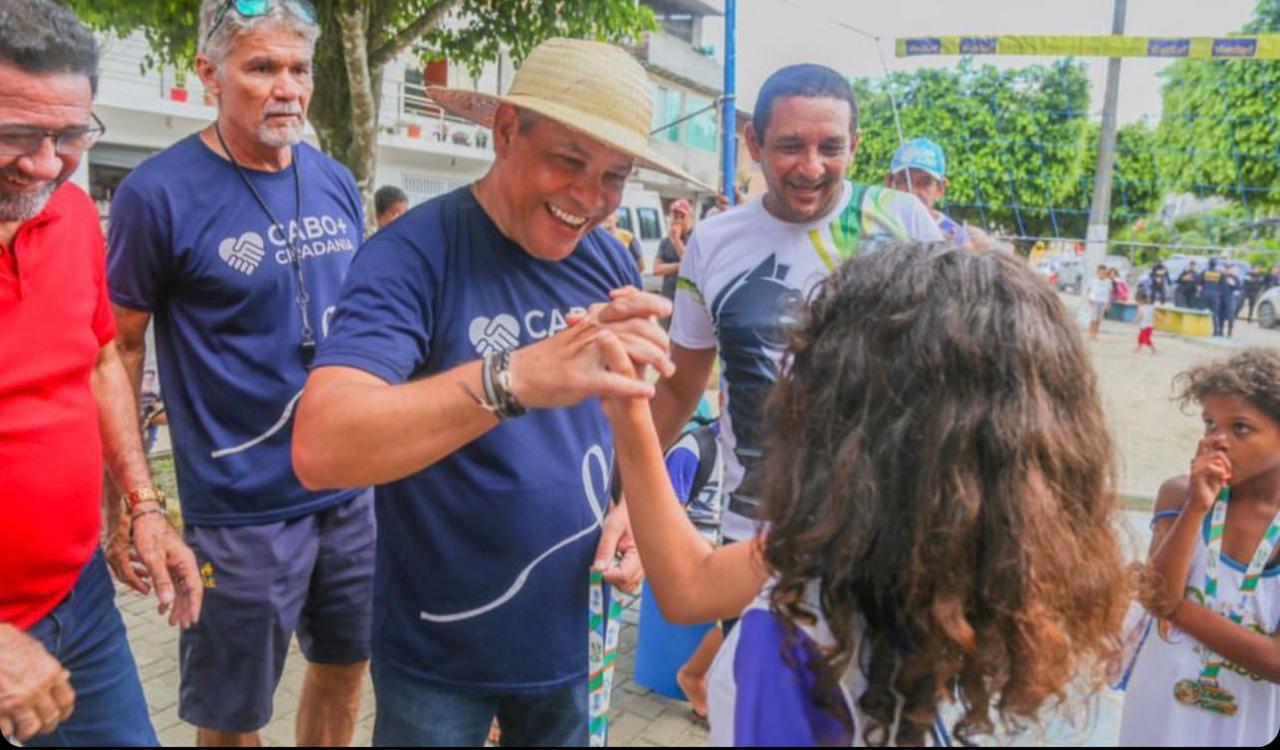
left=633, top=581, right=715, bottom=700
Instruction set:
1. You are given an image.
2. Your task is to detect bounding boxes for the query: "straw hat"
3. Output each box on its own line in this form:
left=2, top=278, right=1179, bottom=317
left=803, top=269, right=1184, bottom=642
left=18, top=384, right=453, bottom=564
left=428, top=37, right=713, bottom=191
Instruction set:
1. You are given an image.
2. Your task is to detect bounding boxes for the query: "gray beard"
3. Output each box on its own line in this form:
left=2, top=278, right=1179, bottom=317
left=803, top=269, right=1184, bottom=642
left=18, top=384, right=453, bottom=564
left=0, top=182, right=57, bottom=222
left=257, top=119, right=305, bottom=149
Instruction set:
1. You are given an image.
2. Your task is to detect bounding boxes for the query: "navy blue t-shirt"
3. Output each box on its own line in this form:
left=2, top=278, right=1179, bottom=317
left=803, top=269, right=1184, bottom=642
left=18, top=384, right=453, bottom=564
left=107, top=135, right=364, bottom=525
left=313, top=186, right=641, bottom=690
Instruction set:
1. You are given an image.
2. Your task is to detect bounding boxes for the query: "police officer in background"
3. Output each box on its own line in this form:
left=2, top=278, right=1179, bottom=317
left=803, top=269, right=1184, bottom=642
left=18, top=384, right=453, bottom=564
left=1197, top=259, right=1226, bottom=336
left=1220, top=263, right=1242, bottom=337
left=1175, top=261, right=1200, bottom=308
left=1148, top=259, right=1170, bottom=305
left=1240, top=264, right=1265, bottom=322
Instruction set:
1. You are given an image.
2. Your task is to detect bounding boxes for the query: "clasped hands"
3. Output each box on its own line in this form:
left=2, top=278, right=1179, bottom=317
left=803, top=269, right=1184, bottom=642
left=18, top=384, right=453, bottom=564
left=501, top=287, right=671, bottom=595
left=505, top=286, right=672, bottom=410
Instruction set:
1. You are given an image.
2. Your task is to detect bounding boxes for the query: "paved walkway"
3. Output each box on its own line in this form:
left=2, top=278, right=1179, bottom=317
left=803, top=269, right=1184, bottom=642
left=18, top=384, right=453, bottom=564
left=118, top=585, right=709, bottom=747
left=119, top=509, right=1153, bottom=747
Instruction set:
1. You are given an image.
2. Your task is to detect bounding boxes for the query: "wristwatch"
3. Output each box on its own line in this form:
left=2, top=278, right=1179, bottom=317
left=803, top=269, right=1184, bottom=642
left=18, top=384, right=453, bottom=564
left=122, top=487, right=168, bottom=515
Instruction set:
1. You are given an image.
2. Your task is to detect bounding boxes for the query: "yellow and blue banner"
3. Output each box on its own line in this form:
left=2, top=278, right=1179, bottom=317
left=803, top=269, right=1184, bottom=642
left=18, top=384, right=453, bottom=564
left=895, top=35, right=1280, bottom=60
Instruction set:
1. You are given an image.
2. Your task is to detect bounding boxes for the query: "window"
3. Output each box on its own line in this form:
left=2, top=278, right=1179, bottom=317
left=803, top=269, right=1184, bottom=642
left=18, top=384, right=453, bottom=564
left=615, top=207, right=633, bottom=233
left=404, top=66, right=433, bottom=116
left=657, top=15, right=695, bottom=44
left=651, top=84, right=666, bottom=132
left=636, top=207, right=662, bottom=241
left=652, top=84, right=683, bottom=143
left=665, top=89, right=684, bottom=143
left=685, top=95, right=718, bottom=153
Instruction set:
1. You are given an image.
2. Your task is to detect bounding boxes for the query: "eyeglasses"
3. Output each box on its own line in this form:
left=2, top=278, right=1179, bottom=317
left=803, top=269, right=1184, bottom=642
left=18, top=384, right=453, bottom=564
left=0, top=113, right=106, bottom=158
left=207, top=0, right=318, bottom=42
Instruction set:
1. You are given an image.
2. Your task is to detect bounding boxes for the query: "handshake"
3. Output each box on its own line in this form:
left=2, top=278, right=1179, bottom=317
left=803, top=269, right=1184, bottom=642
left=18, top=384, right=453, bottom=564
left=503, top=287, right=674, bottom=413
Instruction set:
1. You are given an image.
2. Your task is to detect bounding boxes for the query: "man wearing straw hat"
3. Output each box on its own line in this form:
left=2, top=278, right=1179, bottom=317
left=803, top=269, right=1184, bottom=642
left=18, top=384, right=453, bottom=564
left=293, top=37, right=706, bottom=746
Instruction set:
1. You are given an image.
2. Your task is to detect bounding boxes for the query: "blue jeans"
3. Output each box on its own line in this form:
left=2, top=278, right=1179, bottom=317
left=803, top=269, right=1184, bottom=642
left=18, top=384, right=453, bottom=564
left=371, top=661, right=588, bottom=747
left=22, top=551, right=157, bottom=747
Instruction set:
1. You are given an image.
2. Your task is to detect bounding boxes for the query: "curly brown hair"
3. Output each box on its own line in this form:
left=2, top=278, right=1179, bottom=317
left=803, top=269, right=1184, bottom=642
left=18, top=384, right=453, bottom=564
left=759, top=242, right=1130, bottom=745
left=1175, top=348, right=1280, bottom=425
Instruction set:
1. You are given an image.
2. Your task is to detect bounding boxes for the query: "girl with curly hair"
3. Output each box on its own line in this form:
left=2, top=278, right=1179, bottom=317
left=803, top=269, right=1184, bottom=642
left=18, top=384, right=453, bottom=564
left=597, top=241, right=1130, bottom=745
left=1120, top=349, right=1280, bottom=746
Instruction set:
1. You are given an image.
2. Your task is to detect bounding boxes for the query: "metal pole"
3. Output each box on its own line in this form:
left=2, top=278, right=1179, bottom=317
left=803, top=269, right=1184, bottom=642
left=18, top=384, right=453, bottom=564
left=721, top=0, right=737, bottom=206
left=1085, top=0, right=1126, bottom=273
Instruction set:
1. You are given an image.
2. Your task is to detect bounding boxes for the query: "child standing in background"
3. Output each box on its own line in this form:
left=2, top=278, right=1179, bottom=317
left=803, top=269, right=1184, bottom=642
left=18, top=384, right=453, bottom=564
left=1135, top=292, right=1156, bottom=355
left=1088, top=264, right=1114, bottom=340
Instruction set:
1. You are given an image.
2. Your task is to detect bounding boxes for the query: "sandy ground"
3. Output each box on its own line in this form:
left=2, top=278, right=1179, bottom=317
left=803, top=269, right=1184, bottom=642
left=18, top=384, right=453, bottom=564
left=1072, top=295, right=1277, bottom=503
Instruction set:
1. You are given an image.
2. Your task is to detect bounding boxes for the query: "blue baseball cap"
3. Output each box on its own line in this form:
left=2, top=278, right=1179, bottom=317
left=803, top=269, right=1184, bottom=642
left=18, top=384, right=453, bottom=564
left=890, top=138, right=947, bottom=180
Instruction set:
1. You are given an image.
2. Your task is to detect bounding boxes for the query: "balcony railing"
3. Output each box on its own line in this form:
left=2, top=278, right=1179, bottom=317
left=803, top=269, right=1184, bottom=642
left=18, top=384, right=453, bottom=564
left=95, top=33, right=490, bottom=156
left=635, top=30, right=722, bottom=93
left=378, top=79, right=490, bottom=152
left=97, top=34, right=205, bottom=104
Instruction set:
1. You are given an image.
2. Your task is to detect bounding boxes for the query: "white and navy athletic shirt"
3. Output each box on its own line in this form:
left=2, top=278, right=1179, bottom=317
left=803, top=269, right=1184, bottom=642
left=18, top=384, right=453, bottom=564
left=707, top=579, right=951, bottom=746
left=670, top=183, right=942, bottom=542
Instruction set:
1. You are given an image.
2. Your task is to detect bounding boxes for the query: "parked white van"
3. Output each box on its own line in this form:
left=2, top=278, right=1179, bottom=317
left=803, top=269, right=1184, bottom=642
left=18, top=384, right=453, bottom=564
left=614, top=186, right=666, bottom=281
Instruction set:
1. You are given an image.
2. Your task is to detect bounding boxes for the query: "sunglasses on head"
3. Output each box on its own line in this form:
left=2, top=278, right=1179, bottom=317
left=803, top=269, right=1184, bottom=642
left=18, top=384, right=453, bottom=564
left=206, top=0, right=318, bottom=42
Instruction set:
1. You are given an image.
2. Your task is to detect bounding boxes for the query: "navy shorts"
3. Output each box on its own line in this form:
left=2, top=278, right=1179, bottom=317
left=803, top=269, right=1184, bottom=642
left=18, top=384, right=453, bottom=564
left=178, top=491, right=375, bottom=733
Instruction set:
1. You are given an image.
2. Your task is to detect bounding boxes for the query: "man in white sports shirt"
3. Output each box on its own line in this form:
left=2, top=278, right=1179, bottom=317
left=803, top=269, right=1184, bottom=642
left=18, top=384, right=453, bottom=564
left=649, top=64, right=942, bottom=552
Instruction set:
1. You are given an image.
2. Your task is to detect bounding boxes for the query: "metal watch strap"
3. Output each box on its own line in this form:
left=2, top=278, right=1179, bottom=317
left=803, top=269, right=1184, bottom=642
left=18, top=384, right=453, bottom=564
left=483, top=350, right=526, bottom=420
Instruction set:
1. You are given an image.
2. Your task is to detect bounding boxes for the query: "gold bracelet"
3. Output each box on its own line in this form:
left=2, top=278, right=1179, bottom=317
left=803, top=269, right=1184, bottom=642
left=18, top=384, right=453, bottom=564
left=122, top=487, right=167, bottom=516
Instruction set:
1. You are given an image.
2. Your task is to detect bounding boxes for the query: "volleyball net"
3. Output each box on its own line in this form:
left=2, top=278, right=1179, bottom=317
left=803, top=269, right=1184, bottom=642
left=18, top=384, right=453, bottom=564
left=843, top=33, right=1280, bottom=267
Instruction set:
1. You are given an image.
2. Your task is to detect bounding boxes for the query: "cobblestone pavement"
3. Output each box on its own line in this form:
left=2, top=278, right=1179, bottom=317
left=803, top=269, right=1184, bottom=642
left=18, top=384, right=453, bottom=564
left=116, top=297, right=1260, bottom=746
left=118, top=509, right=1153, bottom=747
left=117, top=585, right=709, bottom=747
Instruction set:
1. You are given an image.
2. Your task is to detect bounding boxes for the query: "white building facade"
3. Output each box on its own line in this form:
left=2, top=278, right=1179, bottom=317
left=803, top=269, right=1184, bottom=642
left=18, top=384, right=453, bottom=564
left=82, top=5, right=729, bottom=227
left=82, top=31, right=503, bottom=226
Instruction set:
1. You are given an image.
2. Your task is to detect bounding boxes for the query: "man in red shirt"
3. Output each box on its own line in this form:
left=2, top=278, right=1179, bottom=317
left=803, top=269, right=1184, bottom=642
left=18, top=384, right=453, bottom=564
left=0, top=1, right=201, bottom=744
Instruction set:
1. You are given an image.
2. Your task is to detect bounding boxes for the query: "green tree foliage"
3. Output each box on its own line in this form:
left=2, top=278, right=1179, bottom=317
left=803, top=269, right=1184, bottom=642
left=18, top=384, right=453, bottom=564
left=1086, top=119, right=1163, bottom=231
left=1154, top=0, right=1280, bottom=218
left=61, top=0, right=656, bottom=227
left=1109, top=202, right=1280, bottom=267
left=848, top=59, right=1161, bottom=242
left=1245, top=0, right=1280, bottom=32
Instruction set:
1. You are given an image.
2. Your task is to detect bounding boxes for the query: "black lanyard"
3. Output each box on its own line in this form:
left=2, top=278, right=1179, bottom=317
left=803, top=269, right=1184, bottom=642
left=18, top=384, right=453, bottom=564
left=214, top=123, right=316, bottom=365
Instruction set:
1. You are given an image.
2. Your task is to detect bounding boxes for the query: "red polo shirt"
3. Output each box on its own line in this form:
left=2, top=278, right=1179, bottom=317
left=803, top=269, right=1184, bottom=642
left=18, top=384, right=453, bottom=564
left=0, top=182, right=116, bottom=630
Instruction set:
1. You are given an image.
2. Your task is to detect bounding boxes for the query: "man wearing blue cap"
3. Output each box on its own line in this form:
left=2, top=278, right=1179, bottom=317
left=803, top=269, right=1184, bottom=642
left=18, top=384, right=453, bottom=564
left=886, top=137, right=990, bottom=250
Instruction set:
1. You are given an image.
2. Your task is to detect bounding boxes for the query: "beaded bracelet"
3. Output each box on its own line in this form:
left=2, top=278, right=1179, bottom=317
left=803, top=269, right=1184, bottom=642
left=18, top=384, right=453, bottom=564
left=128, top=507, right=167, bottom=541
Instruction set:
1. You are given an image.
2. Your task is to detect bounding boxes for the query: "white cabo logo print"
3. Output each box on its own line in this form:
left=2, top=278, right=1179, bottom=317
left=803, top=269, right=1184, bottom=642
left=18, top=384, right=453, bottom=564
left=218, top=231, right=266, bottom=275
left=468, top=307, right=589, bottom=356
left=469, top=314, right=521, bottom=355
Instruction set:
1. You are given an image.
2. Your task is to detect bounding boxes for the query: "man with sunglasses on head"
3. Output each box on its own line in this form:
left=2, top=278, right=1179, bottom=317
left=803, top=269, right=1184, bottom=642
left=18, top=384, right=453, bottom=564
left=106, top=0, right=371, bottom=745
left=1, top=1, right=202, bottom=745
left=886, top=137, right=990, bottom=250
